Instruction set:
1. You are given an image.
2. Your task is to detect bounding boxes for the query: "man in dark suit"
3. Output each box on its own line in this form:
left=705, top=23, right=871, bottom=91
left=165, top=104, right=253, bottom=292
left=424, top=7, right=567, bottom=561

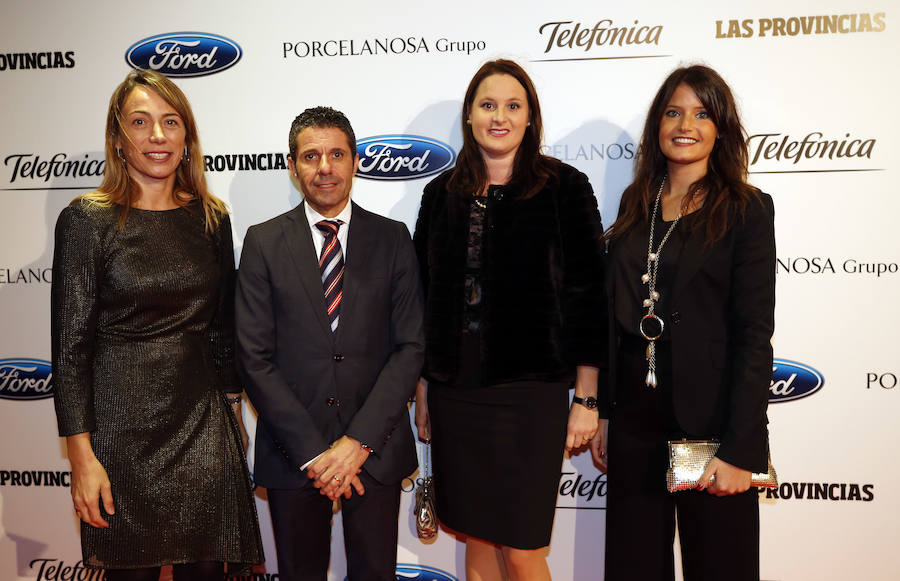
left=235, top=106, right=424, bottom=581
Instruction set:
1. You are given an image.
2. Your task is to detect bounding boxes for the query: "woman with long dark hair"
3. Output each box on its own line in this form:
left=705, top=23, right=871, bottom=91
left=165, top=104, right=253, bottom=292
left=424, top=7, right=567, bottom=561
left=51, top=69, right=263, bottom=580
left=414, top=59, right=606, bottom=580
left=591, top=64, right=775, bottom=580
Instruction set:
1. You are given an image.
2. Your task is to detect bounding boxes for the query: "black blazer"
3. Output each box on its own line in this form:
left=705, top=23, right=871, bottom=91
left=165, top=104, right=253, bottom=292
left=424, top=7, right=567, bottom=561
left=602, top=193, right=775, bottom=473
left=235, top=201, right=425, bottom=488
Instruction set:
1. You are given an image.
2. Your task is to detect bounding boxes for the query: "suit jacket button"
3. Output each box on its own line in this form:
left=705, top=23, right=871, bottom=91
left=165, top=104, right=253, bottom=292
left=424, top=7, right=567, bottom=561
left=326, top=397, right=336, bottom=406
left=333, top=354, right=345, bottom=361
left=671, top=311, right=681, bottom=324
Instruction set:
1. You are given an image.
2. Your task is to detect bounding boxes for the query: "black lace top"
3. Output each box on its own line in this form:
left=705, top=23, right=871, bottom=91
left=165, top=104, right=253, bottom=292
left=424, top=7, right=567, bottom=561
left=451, top=186, right=501, bottom=387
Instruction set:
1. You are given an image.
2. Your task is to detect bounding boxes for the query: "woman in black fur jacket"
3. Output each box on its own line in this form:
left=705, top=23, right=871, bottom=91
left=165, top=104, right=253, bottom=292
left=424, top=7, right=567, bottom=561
left=413, top=59, right=607, bottom=581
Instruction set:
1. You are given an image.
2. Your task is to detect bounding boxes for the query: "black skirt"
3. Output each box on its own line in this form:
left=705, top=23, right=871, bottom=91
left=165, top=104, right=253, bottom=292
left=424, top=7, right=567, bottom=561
left=429, top=378, right=569, bottom=549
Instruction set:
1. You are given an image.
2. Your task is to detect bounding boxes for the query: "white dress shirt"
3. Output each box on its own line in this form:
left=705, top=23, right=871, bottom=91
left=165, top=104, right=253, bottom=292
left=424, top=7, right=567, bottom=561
left=304, top=199, right=352, bottom=260
left=299, top=198, right=352, bottom=470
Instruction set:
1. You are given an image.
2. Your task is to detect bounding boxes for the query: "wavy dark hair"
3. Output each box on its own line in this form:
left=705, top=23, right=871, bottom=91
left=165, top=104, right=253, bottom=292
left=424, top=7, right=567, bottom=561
left=447, top=59, right=558, bottom=199
left=607, top=64, right=761, bottom=245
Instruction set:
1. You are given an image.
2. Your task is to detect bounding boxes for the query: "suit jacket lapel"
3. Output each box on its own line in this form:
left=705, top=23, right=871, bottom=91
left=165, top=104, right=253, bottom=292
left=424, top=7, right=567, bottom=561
left=334, top=201, right=367, bottom=345
left=283, top=202, right=334, bottom=338
left=671, top=224, right=709, bottom=301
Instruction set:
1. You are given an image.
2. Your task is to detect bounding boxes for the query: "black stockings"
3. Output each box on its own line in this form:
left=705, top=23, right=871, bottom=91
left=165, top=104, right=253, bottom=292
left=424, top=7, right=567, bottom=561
left=104, top=561, right=225, bottom=581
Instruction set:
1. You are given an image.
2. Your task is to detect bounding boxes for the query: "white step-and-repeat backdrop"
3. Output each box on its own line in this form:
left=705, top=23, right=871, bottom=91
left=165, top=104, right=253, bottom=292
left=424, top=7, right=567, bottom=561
left=1, top=1, right=897, bottom=579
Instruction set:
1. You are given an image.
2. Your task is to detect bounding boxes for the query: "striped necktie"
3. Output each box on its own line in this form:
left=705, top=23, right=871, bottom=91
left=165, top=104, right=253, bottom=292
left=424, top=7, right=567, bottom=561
left=315, top=220, right=344, bottom=333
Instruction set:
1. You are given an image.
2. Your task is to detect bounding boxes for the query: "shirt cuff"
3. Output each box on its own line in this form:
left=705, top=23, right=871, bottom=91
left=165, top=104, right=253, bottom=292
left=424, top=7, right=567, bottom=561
left=299, top=451, right=325, bottom=471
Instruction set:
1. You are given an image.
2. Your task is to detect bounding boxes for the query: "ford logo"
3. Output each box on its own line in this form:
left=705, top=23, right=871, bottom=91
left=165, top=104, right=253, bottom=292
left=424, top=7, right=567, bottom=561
left=0, top=358, right=54, bottom=400
left=356, top=135, right=456, bottom=181
left=125, top=32, right=242, bottom=78
left=395, top=564, right=458, bottom=581
left=769, top=359, right=823, bottom=403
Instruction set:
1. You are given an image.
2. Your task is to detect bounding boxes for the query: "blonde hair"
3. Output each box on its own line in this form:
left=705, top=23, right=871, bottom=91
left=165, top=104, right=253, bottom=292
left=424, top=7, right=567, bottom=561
left=79, top=68, right=226, bottom=232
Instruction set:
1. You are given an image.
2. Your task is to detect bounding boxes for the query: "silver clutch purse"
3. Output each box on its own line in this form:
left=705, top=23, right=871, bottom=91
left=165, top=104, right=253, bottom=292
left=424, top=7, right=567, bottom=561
left=666, top=439, right=778, bottom=492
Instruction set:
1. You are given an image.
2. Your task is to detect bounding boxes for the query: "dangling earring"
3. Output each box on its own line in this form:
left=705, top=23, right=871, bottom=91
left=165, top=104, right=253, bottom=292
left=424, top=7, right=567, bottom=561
left=117, top=148, right=126, bottom=164
left=182, top=147, right=190, bottom=163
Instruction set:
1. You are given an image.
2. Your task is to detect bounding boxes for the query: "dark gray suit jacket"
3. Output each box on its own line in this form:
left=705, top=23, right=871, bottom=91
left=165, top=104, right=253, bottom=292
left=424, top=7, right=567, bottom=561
left=235, top=201, right=425, bottom=488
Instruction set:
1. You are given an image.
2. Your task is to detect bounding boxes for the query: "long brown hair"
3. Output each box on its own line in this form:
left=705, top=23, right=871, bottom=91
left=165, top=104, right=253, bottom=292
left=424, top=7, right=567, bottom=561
left=607, top=65, right=761, bottom=244
left=79, top=68, right=226, bottom=232
left=447, top=59, right=558, bottom=199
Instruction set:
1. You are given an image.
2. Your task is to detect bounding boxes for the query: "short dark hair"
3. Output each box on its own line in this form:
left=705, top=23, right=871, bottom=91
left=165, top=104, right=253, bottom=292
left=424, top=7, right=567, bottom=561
left=288, top=106, right=357, bottom=161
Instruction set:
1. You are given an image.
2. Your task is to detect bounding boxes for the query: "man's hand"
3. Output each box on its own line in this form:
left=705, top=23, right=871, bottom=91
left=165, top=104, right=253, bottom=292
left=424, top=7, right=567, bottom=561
left=306, top=435, right=371, bottom=500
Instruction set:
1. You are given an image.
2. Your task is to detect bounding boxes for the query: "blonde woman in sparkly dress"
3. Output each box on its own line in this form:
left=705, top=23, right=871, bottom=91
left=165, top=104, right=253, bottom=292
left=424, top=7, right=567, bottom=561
left=51, top=69, right=262, bottom=580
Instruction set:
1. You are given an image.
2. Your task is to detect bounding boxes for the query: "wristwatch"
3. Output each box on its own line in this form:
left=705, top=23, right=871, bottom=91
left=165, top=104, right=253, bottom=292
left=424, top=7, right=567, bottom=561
left=572, top=396, right=599, bottom=410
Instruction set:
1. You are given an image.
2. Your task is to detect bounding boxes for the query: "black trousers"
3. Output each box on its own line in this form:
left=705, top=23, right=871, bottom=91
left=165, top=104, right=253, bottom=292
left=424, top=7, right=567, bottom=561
left=267, top=470, right=401, bottom=581
left=605, top=337, right=759, bottom=581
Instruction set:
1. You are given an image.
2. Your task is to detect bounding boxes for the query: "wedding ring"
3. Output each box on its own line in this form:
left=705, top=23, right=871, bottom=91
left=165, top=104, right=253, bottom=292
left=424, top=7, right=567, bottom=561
left=333, top=476, right=342, bottom=482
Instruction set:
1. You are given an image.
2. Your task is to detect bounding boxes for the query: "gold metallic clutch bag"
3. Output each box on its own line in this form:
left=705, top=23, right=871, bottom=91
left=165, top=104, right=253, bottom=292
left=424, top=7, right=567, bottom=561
left=666, top=439, right=778, bottom=492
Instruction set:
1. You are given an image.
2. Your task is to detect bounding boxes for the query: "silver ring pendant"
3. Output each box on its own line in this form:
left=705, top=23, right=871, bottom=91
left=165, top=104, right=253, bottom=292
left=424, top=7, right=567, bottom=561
left=639, top=313, right=664, bottom=341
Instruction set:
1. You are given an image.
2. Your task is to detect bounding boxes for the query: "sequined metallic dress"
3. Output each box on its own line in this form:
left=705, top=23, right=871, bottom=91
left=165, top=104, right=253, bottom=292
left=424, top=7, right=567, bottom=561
left=51, top=200, right=264, bottom=571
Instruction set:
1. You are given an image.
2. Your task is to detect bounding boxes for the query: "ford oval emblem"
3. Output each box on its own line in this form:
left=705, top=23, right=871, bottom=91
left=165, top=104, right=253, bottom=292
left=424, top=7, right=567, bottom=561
left=125, top=32, right=242, bottom=78
left=769, top=359, right=824, bottom=403
left=394, top=564, right=458, bottom=581
left=356, top=135, right=456, bottom=181
left=0, top=358, right=54, bottom=400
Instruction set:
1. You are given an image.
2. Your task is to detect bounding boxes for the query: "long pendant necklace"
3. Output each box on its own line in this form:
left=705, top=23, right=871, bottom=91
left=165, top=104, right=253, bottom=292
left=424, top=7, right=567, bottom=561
left=639, top=175, right=682, bottom=388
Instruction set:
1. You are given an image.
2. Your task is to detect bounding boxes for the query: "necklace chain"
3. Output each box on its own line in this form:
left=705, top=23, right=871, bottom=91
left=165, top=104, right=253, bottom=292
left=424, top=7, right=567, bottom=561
left=640, top=175, right=681, bottom=388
